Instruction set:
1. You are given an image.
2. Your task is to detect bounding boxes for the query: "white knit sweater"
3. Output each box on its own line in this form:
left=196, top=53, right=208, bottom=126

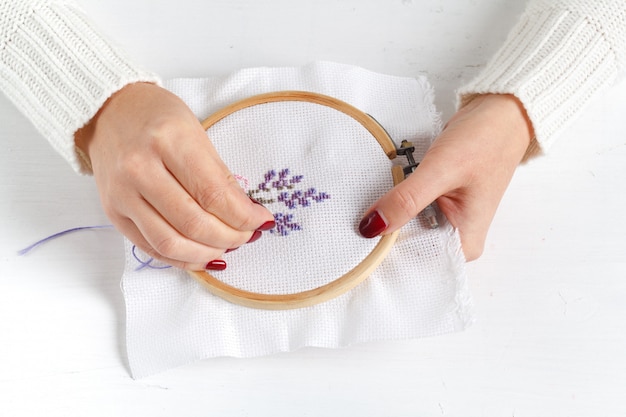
left=458, top=0, right=626, bottom=156
left=1, top=1, right=625, bottom=171
left=0, top=0, right=160, bottom=173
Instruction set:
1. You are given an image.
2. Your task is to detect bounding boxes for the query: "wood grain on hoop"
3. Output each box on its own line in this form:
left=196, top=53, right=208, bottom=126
left=200, top=91, right=398, bottom=159
left=188, top=91, right=402, bottom=310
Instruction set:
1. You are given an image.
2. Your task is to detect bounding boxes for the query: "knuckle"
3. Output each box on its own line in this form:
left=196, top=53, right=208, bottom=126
left=223, top=172, right=240, bottom=187
left=231, top=205, right=261, bottom=231
left=142, top=117, right=192, bottom=160
left=102, top=208, right=130, bottom=233
left=147, top=116, right=178, bottom=143
left=144, top=246, right=167, bottom=263
left=135, top=243, right=174, bottom=267
left=170, top=260, right=193, bottom=271
left=389, top=187, right=420, bottom=219
left=118, top=151, right=148, bottom=181
left=100, top=202, right=118, bottom=222
left=148, top=116, right=200, bottom=154
left=153, top=235, right=181, bottom=259
left=178, top=211, right=211, bottom=239
left=196, top=184, right=228, bottom=212
left=236, top=213, right=260, bottom=231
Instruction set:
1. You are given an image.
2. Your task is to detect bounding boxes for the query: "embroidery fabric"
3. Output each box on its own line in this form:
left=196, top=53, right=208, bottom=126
left=122, top=62, right=472, bottom=378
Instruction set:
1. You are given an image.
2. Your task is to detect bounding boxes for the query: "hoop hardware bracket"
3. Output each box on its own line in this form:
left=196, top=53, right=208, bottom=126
left=367, top=114, right=439, bottom=230
left=395, top=139, right=439, bottom=229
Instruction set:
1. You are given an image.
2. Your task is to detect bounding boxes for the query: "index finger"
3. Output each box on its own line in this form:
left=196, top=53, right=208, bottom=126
left=163, top=126, right=275, bottom=232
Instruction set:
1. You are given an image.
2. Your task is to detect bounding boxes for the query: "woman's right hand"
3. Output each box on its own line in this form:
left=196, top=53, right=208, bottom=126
left=75, top=82, right=275, bottom=271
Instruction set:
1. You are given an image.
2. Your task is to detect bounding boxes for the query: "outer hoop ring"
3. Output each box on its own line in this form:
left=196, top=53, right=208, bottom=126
left=188, top=91, right=403, bottom=310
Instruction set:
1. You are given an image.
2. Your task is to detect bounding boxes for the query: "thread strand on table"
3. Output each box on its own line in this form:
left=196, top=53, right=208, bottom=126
left=17, top=225, right=115, bottom=256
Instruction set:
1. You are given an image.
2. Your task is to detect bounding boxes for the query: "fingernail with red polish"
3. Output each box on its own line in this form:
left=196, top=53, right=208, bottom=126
left=358, top=210, right=388, bottom=238
left=257, top=220, right=276, bottom=231
left=225, top=247, right=239, bottom=253
left=247, top=230, right=262, bottom=243
left=205, top=259, right=227, bottom=271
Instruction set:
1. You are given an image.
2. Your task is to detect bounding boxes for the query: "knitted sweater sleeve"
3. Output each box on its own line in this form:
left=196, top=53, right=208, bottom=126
left=458, top=0, right=626, bottom=156
left=0, top=0, right=160, bottom=173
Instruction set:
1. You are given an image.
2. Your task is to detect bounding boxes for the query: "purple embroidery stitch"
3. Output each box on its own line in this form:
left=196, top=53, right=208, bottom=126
left=272, top=212, right=302, bottom=236
left=247, top=168, right=330, bottom=236
left=277, top=188, right=330, bottom=209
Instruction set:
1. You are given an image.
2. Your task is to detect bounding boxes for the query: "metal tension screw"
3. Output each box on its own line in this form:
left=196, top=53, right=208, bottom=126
left=396, top=140, right=419, bottom=176
left=395, top=140, right=439, bottom=229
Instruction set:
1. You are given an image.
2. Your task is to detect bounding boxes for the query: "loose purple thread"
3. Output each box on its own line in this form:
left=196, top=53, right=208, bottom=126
left=248, top=168, right=330, bottom=236
left=17, top=224, right=171, bottom=271
left=17, top=225, right=115, bottom=256
left=131, top=245, right=171, bottom=271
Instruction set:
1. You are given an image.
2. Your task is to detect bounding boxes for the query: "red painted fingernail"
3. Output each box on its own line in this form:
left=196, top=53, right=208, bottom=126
left=257, top=220, right=276, bottom=231
left=225, top=247, right=239, bottom=253
left=205, top=260, right=227, bottom=271
left=358, top=210, right=388, bottom=238
left=247, top=230, right=262, bottom=243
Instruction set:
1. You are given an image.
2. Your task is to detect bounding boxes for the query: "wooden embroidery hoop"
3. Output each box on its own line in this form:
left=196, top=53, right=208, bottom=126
left=188, top=91, right=404, bottom=310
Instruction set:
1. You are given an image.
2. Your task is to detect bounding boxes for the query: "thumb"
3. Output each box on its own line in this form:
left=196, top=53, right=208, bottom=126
left=358, top=159, right=450, bottom=238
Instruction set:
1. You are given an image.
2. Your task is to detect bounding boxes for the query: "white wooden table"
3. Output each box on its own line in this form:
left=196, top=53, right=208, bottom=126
left=1, top=1, right=625, bottom=415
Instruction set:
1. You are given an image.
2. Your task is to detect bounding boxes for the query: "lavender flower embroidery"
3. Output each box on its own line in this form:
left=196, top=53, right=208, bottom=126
left=272, top=212, right=302, bottom=237
left=248, top=168, right=330, bottom=236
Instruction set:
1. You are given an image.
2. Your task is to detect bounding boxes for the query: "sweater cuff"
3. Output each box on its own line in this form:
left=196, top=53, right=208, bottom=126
left=457, top=2, right=624, bottom=155
left=0, top=2, right=161, bottom=173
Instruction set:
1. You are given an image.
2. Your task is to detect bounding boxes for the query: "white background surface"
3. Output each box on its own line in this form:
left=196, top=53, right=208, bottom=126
left=1, top=0, right=625, bottom=416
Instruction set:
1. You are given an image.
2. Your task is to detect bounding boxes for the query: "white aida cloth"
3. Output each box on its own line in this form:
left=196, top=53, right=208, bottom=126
left=122, top=61, right=472, bottom=378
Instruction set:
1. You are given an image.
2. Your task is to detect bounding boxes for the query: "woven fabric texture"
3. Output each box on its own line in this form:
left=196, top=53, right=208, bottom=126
left=122, top=62, right=472, bottom=378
